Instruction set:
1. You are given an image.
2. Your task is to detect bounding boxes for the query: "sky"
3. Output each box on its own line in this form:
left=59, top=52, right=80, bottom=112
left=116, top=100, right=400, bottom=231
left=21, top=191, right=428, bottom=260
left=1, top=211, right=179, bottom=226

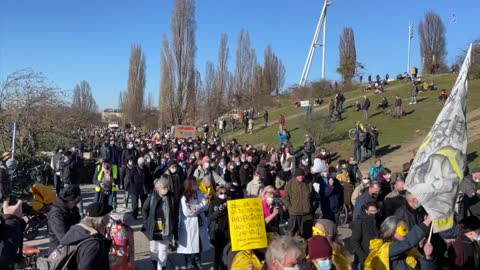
left=1, top=0, right=479, bottom=110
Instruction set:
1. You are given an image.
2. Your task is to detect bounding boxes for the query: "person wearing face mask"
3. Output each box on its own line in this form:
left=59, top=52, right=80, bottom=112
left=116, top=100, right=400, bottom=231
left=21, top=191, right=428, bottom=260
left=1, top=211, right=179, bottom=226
left=351, top=174, right=371, bottom=206
left=264, top=235, right=303, bottom=270
left=56, top=202, right=113, bottom=270
left=307, top=235, right=336, bottom=270
left=346, top=157, right=362, bottom=185
left=177, top=177, right=210, bottom=270
left=384, top=177, right=407, bottom=217
left=448, top=216, right=480, bottom=269
left=194, top=156, right=227, bottom=190
left=239, top=155, right=255, bottom=190
left=121, top=141, right=139, bottom=169
left=365, top=215, right=434, bottom=270
left=142, top=177, right=177, bottom=270
left=460, top=167, right=480, bottom=218
left=127, top=157, right=146, bottom=219
left=350, top=201, right=381, bottom=269
left=353, top=181, right=381, bottom=221
left=262, top=186, right=281, bottom=232
left=208, top=186, right=230, bottom=270
left=93, top=159, right=119, bottom=210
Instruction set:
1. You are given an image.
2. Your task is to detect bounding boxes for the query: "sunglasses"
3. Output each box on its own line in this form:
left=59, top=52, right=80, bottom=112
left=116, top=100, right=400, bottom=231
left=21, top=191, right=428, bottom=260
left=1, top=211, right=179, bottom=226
left=218, top=192, right=227, bottom=195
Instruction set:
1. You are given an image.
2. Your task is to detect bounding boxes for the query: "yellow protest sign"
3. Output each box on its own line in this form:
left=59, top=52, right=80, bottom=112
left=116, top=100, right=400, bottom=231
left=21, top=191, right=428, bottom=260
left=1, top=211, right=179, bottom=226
left=228, top=198, right=268, bottom=251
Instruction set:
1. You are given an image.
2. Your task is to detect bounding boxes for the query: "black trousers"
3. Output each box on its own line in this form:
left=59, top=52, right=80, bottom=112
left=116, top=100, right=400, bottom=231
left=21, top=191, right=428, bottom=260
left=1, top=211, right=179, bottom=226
left=214, top=231, right=228, bottom=270
left=130, top=193, right=147, bottom=218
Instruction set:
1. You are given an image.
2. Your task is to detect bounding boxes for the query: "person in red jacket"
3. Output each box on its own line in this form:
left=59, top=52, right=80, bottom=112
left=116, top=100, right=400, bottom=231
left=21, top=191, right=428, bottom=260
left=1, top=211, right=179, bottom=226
left=279, top=114, right=285, bottom=132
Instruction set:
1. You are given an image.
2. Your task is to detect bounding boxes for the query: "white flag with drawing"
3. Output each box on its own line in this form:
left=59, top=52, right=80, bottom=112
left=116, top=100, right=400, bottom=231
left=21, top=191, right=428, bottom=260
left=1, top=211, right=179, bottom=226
left=405, top=44, right=472, bottom=233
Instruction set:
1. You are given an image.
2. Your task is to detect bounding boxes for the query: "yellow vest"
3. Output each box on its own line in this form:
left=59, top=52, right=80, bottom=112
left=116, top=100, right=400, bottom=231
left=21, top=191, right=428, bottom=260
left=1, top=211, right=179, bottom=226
left=95, top=165, right=118, bottom=192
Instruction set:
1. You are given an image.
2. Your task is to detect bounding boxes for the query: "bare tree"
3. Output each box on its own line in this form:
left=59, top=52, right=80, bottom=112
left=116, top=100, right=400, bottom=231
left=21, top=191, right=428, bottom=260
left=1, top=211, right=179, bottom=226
left=215, top=33, right=229, bottom=113
left=203, top=61, right=216, bottom=122
left=159, top=0, right=197, bottom=125
left=0, top=69, right=76, bottom=155
left=125, top=44, right=146, bottom=127
left=145, top=92, right=154, bottom=109
left=234, top=29, right=256, bottom=106
left=159, top=35, right=175, bottom=128
left=419, top=11, right=447, bottom=73
left=337, top=27, right=357, bottom=83
left=72, top=80, right=98, bottom=113
left=263, top=45, right=286, bottom=97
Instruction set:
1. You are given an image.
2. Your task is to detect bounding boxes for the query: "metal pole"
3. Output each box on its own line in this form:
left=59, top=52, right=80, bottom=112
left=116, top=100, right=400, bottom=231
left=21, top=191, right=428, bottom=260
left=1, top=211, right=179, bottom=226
left=407, top=23, right=412, bottom=74
left=322, top=9, right=327, bottom=80
left=12, top=122, right=16, bottom=159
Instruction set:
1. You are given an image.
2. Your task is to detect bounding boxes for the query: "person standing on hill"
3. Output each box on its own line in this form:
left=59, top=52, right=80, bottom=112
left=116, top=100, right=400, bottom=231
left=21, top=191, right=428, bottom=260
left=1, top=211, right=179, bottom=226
left=362, top=96, right=371, bottom=120
left=394, top=95, right=403, bottom=118
left=410, top=85, right=418, bottom=105
left=263, top=110, right=269, bottom=128
left=279, top=114, right=285, bottom=132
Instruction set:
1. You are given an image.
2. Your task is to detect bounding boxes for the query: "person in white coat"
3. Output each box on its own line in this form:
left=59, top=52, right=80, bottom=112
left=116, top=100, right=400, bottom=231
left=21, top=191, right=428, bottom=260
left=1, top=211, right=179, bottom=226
left=177, top=176, right=210, bottom=269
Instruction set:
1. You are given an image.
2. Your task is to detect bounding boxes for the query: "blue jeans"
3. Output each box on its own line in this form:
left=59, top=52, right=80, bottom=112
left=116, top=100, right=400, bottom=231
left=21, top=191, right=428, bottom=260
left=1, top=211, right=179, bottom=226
left=184, top=253, right=201, bottom=268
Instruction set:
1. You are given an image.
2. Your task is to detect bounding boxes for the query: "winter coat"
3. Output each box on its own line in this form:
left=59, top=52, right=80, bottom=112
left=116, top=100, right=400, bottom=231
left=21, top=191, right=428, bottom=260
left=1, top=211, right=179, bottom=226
left=321, top=179, right=343, bottom=214
left=59, top=224, right=111, bottom=270
left=278, top=133, right=289, bottom=146
left=142, top=191, right=177, bottom=241
left=366, top=223, right=435, bottom=270
left=351, top=182, right=369, bottom=206
left=346, top=163, right=362, bottom=184
left=246, top=179, right=263, bottom=197
left=120, top=148, right=139, bottom=166
left=448, top=234, right=480, bottom=270
left=61, top=157, right=81, bottom=185
left=193, top=166, right=226, bottom=188
left=384, top=190, right=406, bottom=217
left=0, top=164, right=7, bottom=200
left=239, top=162, right=255, bottom=187
left=177, top=191, right=210, bottom=254
left=353, top=190, right=378, bottom=220
left=369, top=164, right=385, bottom=180
left=126, top=165, right=145, bottom=195
left=0, top=214, right=24, bottom=266
left=362, top=98, right=371, bottom=110
left=282, top=179, right=316, bottom=215
left=208, top=196, right=229, bottom=239
left=47, top=199, right=81, bottom=253
left=350, top=211, right=380, bottom=263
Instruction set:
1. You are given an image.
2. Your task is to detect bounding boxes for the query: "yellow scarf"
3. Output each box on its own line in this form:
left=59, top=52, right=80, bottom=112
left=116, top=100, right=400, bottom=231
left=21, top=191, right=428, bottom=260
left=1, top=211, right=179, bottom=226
left=365, top=239, right=422, bottom=270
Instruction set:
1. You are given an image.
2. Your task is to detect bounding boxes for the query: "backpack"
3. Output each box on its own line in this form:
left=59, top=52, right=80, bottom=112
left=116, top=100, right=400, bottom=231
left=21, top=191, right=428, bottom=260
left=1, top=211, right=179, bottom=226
left=37, top=237, right=97, bottom=270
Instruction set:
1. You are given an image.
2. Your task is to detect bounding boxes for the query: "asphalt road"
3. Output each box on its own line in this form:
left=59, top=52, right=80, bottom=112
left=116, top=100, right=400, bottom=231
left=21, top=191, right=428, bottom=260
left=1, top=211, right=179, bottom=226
left=25, top=184, right=351, bottom=270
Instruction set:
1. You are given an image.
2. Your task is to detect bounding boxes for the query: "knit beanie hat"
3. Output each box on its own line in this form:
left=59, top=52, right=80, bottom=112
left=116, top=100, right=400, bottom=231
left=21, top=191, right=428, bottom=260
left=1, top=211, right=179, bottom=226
left=308, top=236, right=333, bottom=261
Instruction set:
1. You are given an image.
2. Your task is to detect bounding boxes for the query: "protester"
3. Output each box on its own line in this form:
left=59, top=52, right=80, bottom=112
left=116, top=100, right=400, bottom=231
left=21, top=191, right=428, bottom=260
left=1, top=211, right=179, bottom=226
left=369, top=159, right=385, bottom=181
left=247, top=170, right=264, bottom=197
left=0, top=199, right=24, bottom=270
left=142, top=177, right=177, bottom=270
left=448, top=216, right=480, bottom=269
left=362, top=96, right=371, bottom=120
left=353, top=181, right=381, bottom=220
left=351, top=174, right=370, bottom=206
left=384, top=176, right=406, bottom=216
left=264, top=236, right=303, bottom=270
left=51, top=147, right=64, bottom=195
left=313, top=219, right=353, bottom=270
left=307, top=235, right=336, bottom=269
left=177, top=177, right=210, bottom=269
left=92, top=159, right=119, bottom=210
left=208, top=185, right=230, bottom=270
left=460, top=167, right=480, bottom=218
left=58, top=202, right=112, bottom=269
left=394, top=95, right=403, bottom=118
left=282, top=170, right=316, bottom=239
left=351, top=201, right=381, bottom=268
left=365, top=215, right=435, bottom=270
left=47, top=185, right=82, bottom=253
left=127, top=157, right=147, bottom=219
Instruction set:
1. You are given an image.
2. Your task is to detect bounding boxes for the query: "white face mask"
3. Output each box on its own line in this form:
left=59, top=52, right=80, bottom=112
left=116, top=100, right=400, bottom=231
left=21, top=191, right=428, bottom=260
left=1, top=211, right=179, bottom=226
left=362, top=179, right=370, bottom=184
left=160, top=188, right=169, bottom=196
left=266, top=197, right=274, bottom=205
left=218, top=194, right=226, bottom=200
left=170, top=168, right=177, bottom=173
left=204, top=163, right=210, bottom=169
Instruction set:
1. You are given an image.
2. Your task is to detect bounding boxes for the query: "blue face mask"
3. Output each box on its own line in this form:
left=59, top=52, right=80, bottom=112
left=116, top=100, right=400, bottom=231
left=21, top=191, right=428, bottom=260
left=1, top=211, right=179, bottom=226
left=476, top=235, right=480, bottom=241
left=415, top=203, right=422, bottom=209
left=317, top=259, right=332, bottom=270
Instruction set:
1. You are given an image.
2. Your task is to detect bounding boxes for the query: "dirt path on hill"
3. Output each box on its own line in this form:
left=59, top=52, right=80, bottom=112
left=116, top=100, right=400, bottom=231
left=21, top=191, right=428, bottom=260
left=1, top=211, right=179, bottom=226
left=358, top=108, right=480, bottom=173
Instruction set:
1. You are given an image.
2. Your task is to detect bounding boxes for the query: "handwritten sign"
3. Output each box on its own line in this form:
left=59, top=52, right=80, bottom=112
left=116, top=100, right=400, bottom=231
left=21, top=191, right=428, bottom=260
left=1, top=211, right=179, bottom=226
left=171, top=125, right=196, bottom=138
left=228, top=198, right=268, bottom=251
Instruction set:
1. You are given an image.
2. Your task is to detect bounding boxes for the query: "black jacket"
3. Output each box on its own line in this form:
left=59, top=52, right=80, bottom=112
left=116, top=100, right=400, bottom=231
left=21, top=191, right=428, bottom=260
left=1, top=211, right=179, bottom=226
left=239, top=162, right=254, bottom=187
left=208, top=196, right=229, bottom=238
left=47, top=199, right=81, bottom=253
left=350, top=211, right=380, bottom=263
left=60, top=224, right=111, bottom=270
left=61, top=156, right=82, bottom=185
left=0, top=214, right=24, bottom=267
left=142, top=191, right=178, bottom=241
left=120, top=148, right=139, bottom=166
left=362, top=98, right=371, bottom=110
left=394, top=203, right=425, bottom=230
left=395, top=98, right=402, bottom=107
left=126, top=165, right=145, bottom=195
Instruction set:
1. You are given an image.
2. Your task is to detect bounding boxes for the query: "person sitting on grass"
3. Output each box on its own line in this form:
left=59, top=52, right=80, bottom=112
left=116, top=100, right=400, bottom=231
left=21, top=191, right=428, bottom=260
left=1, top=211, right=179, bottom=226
left=439, top=89, right=449, bottom=102
left=377, top=97, right=389, bottom=111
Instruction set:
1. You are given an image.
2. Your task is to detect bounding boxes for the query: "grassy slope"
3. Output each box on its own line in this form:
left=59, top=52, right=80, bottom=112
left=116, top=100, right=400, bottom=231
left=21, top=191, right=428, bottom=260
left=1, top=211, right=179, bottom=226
left=228, top=74, right=480, bottom=169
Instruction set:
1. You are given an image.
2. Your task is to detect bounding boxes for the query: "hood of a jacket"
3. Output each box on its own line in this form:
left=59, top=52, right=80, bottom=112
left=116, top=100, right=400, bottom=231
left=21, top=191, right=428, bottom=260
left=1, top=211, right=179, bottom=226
left=60, top=224, right=101, bottom=246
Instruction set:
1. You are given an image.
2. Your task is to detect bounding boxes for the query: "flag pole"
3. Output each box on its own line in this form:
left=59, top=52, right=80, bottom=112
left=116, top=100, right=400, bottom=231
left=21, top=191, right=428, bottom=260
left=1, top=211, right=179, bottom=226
left=427, top=224, right=434, bottom=243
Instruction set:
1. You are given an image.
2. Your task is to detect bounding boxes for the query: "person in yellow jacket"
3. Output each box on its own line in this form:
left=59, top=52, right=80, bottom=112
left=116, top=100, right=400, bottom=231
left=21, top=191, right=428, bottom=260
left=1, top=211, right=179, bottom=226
left=92, top=159, right=119, bottom=210
left=365, top=215, right=435, bottom=270
left=31, top=182, right=57, bottom=213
